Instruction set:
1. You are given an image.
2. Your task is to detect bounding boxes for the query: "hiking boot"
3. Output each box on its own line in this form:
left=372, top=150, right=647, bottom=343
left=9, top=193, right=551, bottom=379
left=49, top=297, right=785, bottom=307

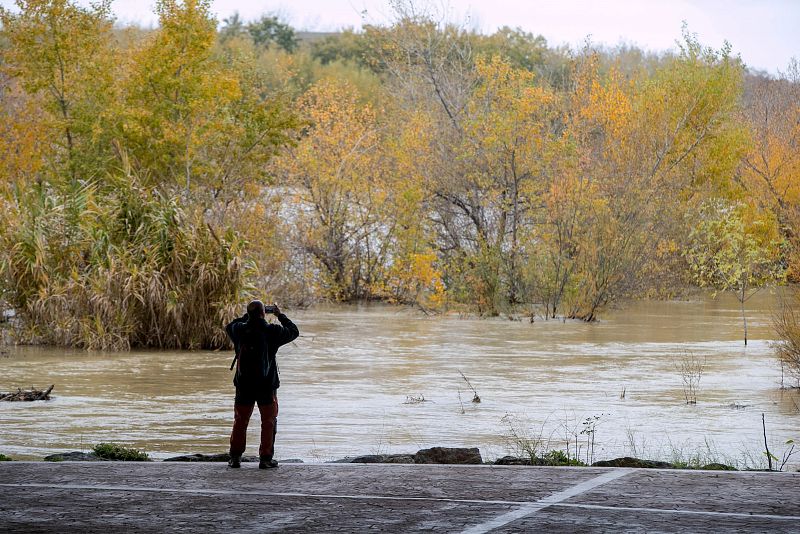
left=259, top=456, right=278, bottom=469
left=228, top=455, right=241, bottom=468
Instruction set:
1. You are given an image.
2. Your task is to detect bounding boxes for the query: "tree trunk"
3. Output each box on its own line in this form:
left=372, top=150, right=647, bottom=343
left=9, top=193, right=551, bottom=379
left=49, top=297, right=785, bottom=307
left=740, top=287, right=748, bottom=346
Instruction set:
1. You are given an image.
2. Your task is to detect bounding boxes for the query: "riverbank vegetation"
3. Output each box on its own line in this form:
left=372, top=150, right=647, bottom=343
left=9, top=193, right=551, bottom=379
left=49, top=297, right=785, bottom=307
left=1, top=0, right=798, bottom=348
left=501, top=412, right=797, bottom=471
left=775, top=288, right=800, bottom=387
left=92, top=443, right=150, bottom=461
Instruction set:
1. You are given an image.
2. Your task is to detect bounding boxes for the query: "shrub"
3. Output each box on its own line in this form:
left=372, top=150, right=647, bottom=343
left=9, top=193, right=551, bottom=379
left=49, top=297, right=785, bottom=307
left=540, top=449, right=586, bottom=467
left=92, top=443, right=150, bottom=461
left=774, top=288, right=800, bottom=386
left=0, top=454, right=12, bottom=461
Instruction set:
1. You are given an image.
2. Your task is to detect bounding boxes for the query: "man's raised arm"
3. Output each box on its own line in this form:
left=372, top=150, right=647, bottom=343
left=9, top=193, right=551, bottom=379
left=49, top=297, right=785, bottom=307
left=268, top=304, right=299, bottom=347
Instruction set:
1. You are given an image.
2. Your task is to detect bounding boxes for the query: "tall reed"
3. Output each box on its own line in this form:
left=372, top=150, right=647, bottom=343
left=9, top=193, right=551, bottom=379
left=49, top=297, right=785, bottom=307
left=0, top=176, right=253, bottom=350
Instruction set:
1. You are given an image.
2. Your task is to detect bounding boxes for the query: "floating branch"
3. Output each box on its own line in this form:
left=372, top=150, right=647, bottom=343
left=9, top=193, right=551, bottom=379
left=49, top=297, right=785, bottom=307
left=0, top=385, right=54, bottom=401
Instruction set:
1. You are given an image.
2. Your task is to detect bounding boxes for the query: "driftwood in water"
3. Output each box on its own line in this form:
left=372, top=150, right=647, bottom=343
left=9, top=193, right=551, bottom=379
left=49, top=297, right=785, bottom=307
left=0, top=385, right=54, bottom=401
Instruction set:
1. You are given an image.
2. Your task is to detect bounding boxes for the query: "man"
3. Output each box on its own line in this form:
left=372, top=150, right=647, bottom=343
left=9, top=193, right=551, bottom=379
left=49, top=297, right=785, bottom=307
left=225, top=300, right=299, bottom=469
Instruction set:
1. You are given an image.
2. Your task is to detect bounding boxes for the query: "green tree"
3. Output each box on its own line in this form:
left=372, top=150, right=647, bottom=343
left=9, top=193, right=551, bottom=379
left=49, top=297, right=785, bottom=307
left=120, top=0, right=295, bottom=203
left=473, top=26, right=548, bottom=73
left=247, top=15, right=297, bottom=52
left=686, top=199, right=783, bottom=345
left=309, top=28, right=372, bottom=69
left=218, top=11, right=245, bottom=41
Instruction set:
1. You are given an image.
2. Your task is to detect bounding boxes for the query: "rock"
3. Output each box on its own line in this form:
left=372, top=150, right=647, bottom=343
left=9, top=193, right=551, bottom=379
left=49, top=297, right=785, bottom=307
left=414, top=447, right=482, bottom=465
left=592, top=457, right=674, bottom=469
left=701, top=463, right=737, bottom=471
left=493, top=456, right=533, bottom=466
left=493, top=455, right=576, bottom=467
left=348, top=454, right=415, bottom=464
left=328, top=448, right=482, bottom=465
left=44, top=451, right=102, bottom=462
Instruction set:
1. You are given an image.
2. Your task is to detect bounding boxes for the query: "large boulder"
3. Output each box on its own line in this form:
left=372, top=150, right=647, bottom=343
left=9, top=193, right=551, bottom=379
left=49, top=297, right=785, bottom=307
left=348, top=454, right=415, bottom=464
left=592, top=457, right=674, bottom=469
left=44, top=451, right=102, bottom=462
left=701, top=463, right=737, bottom=471
left=414, top=447, right=482, bottom=465
left=493, top=456, right=533, bottom=466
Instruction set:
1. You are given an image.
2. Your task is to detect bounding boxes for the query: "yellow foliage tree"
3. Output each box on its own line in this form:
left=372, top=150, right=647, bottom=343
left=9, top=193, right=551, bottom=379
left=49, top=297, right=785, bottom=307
left=739, top=61, right=800, bottom=281
left=119, top=0, right=294, bottom=205
left=275, top=79, right=389, bottom=300
left=0, top=0, right=117, bottom=183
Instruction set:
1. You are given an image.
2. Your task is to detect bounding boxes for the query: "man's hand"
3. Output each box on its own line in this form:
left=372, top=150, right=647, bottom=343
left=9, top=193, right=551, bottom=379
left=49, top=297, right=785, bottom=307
left=270, top=302, right=282, bottom=316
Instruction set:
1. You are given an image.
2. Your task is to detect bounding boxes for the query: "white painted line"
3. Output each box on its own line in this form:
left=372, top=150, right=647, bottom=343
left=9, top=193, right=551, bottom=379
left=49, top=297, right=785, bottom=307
left=461, top=469, right=632, bottom=534
left=555, top=502, right=800, bottom=522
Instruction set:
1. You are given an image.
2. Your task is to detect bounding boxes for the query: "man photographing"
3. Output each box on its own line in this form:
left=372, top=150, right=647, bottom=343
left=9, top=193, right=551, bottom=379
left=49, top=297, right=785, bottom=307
left=225, top=300, right=299, bottom=469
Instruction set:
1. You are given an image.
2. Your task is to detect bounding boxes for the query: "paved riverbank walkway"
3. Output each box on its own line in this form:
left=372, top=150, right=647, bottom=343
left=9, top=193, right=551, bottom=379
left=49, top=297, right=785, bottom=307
left=1, top=462, right=799, bottom=532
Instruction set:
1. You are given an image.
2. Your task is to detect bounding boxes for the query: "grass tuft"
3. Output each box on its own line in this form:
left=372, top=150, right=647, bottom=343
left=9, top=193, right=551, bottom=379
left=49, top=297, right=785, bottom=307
left=92, top=443, right=150, bottom=461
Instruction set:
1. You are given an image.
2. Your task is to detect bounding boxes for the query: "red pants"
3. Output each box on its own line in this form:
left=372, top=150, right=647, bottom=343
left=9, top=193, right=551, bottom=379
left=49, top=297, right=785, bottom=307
left=229, top=393, right=278, bottom=458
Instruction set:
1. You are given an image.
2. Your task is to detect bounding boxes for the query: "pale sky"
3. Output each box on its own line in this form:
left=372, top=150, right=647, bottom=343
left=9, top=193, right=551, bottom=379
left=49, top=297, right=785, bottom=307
left=1, top=0, right=797, bottom=73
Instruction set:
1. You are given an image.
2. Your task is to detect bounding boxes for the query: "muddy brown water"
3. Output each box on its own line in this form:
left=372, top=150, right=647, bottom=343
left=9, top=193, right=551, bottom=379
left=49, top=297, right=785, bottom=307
left=1, top=292, right=798, bottom=467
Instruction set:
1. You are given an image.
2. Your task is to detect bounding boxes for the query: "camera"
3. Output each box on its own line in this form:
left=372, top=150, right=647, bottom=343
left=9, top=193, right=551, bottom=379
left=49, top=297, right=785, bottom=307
left=264, top=305, right=279, bottom=314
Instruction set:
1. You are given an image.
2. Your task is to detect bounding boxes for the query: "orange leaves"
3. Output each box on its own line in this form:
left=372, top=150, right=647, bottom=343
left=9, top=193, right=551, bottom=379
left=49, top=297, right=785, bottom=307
left=385, top=250, right=445, bottom=307
left=286, top=78, right=381, bottom=198
left=468, top=55, right=557, bottom=149
left=585, top=69, right=633, bottom=141
left=737, top=65, right=800, bottom=280
left=0, top=82, right=47, bottom=188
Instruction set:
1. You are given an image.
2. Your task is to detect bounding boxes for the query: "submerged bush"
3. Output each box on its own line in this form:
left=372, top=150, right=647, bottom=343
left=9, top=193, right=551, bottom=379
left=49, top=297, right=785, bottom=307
left=92, top=443, right=150, bottom=461
left=0, top=177, right=252, bottom=350
left=774, top=288, right=800, bottom=385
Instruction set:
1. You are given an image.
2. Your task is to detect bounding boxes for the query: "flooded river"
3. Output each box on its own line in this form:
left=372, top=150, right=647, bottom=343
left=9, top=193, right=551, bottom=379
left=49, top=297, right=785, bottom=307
left=1, top=292, right=798, bottom=467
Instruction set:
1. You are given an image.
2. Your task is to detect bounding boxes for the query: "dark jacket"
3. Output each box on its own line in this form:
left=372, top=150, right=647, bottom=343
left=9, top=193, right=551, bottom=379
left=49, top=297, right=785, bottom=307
left=225, top=312, right=299, bottom=392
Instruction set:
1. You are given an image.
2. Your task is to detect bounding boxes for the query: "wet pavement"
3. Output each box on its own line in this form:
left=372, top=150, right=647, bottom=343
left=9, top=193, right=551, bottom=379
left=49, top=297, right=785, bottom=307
left=1, top=462, right=799, bottom=532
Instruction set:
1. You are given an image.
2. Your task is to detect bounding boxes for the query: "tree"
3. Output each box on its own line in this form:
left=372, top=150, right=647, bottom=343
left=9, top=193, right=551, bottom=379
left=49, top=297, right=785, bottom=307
left=0, top=0, right=116, bottom=183
left=554, top=32, right=747, bottom=320
left=218, top=11, right=245, bottom=41
left=473, top=26, right=548, bottom=73
left=309, top=29, right=372, bottom=69
left=461, top=55, right=558, bottom=308
left=774, top=288, right=800, bottom=386
left=120, top=0, right=295, bottom=205
left=739, top=60, right=800, bottom=282
left=686, top=199, right=783, bottom=345
left=247, top=15, right=297, bottom=53
left=274, top=79, right=388, bottom=300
